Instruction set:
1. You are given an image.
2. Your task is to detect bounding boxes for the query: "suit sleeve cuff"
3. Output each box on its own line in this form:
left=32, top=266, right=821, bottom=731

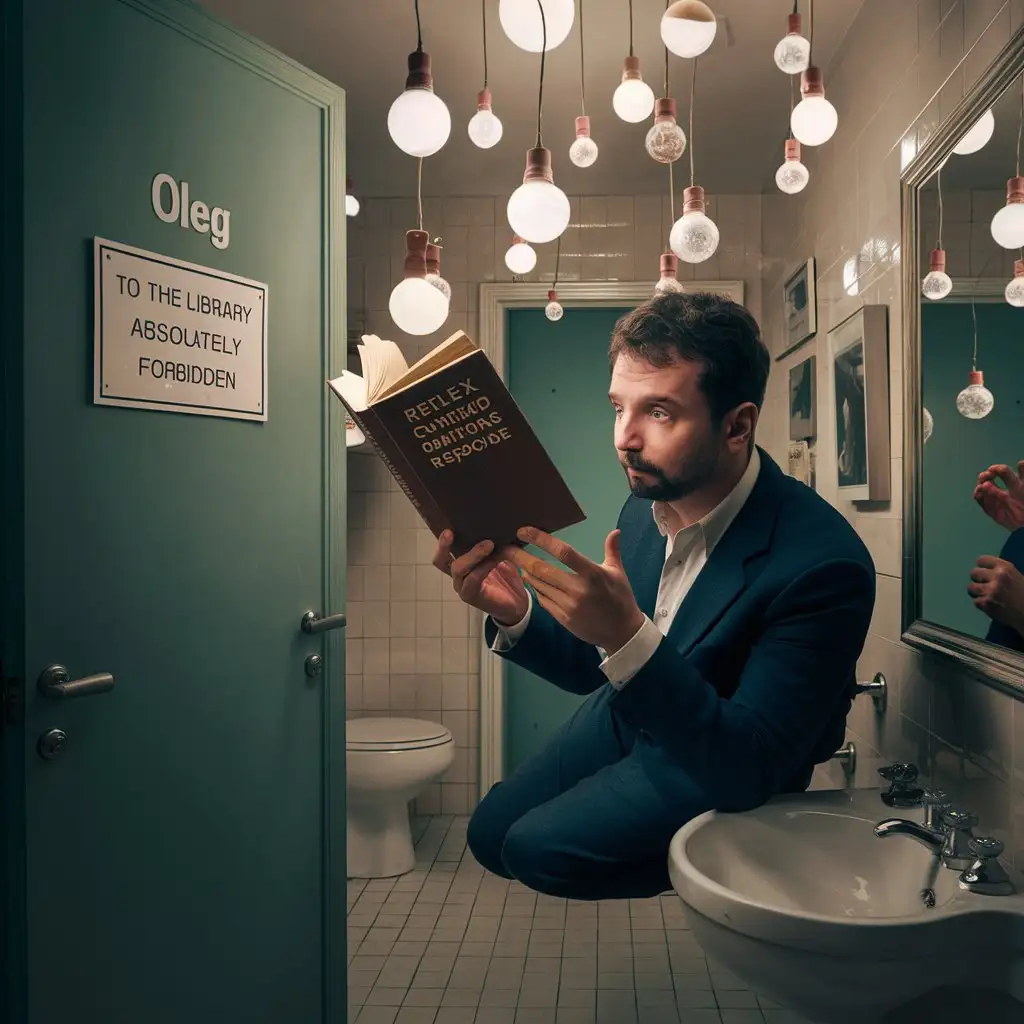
left=489, top=591, right=533, bottom=652
left=599, top=616, right=663, bottom=687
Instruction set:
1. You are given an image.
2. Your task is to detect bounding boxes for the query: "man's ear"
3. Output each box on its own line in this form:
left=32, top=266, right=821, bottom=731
left=726, top=403, right=759, bottom=447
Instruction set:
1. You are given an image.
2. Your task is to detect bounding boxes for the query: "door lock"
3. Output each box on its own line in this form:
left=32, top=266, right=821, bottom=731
left=304, top=654, right=323, bottom=678
left=38, top=728, right=68, bottom=761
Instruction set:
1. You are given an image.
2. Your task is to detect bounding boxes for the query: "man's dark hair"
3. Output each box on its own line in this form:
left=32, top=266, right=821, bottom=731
left=608, top=291, right=771, bottom=423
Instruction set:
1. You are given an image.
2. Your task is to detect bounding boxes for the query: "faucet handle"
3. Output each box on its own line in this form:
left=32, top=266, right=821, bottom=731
left=878, top=763, right=924, bottom=807
left=942, top=808, right=979, bottom=832
left=968, top=836, right=1003, bottom=860
left=960, top=836, right=1015, bottom=896
left=879, top=762, right=919, bottom=784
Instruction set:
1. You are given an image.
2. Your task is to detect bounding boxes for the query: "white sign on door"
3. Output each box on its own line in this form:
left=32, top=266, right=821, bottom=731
left=94, top=237, right=268, bottom=421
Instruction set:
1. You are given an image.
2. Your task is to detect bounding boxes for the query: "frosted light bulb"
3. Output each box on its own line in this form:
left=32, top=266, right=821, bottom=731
left=346, top=193, right=360, bottom=217
left=505, top=236, right=537, bottom=274
left=956, top=371, right=994, bottom=420
left=923, top=407, right=934, bottom=444
left=991, top=177, right=1024, bottom=248
left=424, top=242, right=452, bottom=301
left=654, top=253, right=685, bottom=294
left=775, top=139, right=809, bottom=194
left=773, top=13, right=810, bottom=74
left=389, top=230, right=450, bottom=336
left=613, top=58, right=656, bottom=122
left=388, top=51, right=451, bottom=158
left=499, top=0, right=574, bottom=52
left=507, top=147, right=571, bottom=244
left=670, top=186, right=720, bottom=264
left=645, top=98, right=686, bottom=164
left=468, top=89, right=503, bottom=149
left=921, top=249, right=952, bottom=300
left=544, top=290, right=564, bottom=321
left=953, top=109, right=995, bottom=156
left=791, top=67, right=838, bottom=146
left=569, top=116, right=598, bottom=168
left=660, top=1, right=717, bottom=59
left=1006, top=260, right=1024, bottom=306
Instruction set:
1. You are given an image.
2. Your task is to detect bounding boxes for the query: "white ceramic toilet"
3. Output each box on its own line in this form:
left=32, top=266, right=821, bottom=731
left=346, top=717, right=454, bottom=879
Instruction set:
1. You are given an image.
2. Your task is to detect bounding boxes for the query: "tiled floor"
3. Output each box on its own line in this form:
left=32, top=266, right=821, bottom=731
left=347, top=816, right=809, bottom=1024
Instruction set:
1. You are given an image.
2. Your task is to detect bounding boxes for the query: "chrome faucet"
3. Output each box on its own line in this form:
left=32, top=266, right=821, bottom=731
left=873, top=817, right=946, bottom=855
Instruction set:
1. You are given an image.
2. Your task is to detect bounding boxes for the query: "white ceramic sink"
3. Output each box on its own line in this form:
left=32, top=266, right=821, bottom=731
left=668, top=786, right=1024, bottom=1024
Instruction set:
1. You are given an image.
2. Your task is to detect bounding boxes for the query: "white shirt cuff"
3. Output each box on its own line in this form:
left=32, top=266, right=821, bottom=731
left=489, top=591, right=533, bottom=652
left=599, top=616, right=663, bottom=687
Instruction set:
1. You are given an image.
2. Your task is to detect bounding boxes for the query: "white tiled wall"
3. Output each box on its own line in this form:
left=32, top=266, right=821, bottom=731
left=761, top=0, right=1024, bottom=867
left=345, top=193, right=765, bottom=814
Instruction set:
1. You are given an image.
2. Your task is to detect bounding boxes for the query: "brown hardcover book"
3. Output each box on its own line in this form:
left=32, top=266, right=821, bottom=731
left=328, top=331, right=586, bottom=556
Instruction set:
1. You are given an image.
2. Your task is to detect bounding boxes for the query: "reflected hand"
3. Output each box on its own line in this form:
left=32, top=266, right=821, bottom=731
left=432, top=530, right=528, bottom=627
left=968, top=555, right=1024, bottom=635
left=973, top=461, right=1024, bottom=532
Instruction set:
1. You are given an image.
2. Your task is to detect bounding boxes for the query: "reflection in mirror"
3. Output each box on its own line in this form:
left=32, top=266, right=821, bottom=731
left=918, top=74, right=1024, bottom=658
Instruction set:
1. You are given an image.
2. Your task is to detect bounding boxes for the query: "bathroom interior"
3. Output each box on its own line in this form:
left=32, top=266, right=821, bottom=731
left=7, top=0, right=1024, bottom=1023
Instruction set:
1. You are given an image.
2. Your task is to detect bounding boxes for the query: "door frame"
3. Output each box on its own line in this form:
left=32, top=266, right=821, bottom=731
left=1, top=0, right=349, bottom=1020
left=476, top=279, right=745, bottom=798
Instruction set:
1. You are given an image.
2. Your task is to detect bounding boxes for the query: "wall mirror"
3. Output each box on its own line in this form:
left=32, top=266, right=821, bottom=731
left=903, top=23, right=1024, bottom=695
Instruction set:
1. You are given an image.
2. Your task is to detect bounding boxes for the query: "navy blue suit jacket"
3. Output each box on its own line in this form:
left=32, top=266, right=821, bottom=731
left=485, top=448, right=877, bottom=813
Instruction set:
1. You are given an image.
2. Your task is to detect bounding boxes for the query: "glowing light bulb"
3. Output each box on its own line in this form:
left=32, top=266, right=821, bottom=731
left=505, top=236, right=537, bottom=274
left=468, top=89, right=503, bottom=149
left=346, top=193, right=360, bottom=217
left=507, top=147, right=571, bottom=244
left=388, top=51, right=451, bottom=158
left=390, top=231, right=450, bottom=335
left=791, top=67, right=838, bottom=146
left=613, top=57, right=656, bottom=122
left=775, top=139, right=809, bottom=194
left=424, top=242, right=452, bottom=301
left=660, top=0, right=717, bottom=58
left=773, top=13, right=810, bottom=74
left=957, top=371, right=994, bottom=419
left=921, top=249, right=952, bottom=300
left=953, top=109, right=995, bottom=156
left=991, top=177, right=1024, bottom=248
left=569, top=115, right=598, bottom=168
left=645, top=98, right=686, bottom=164
left=1006, top=260, right=1024, bottom=306
left=670, top=186, right=719, bottom=264
left=654, top=253, right=685, bottom=294
left=923, top=407, right=934, bottom=444
left=499, top=0, right=574, bottom=52
left=545, top=290, right=564, bottom=321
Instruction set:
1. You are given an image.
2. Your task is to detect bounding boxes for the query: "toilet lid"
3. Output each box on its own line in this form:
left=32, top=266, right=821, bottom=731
left=346, top=717, right=452, bottom=751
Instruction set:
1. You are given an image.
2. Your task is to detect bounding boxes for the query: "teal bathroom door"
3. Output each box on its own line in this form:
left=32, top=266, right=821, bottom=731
left=504, top=308, right=632, bottom=775
left=2, top=2, right=347, bottom=1022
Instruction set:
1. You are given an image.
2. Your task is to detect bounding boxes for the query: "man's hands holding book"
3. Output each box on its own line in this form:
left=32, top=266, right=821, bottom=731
left=433, top=531, right=530, bottom=627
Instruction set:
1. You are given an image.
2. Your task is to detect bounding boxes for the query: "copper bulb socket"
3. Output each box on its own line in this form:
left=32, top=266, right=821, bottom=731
left=784, top=138, right=801, bottom=162
left=929, top=249, right=946, bottom=273
left=968, top=370, right=984, bottom=386
left=523, top=147, right=554, bottom=184
left=405, top=50, right=433, bottom=91
left=1006, top=176, right=1024, bottom=205
left=622, top=55, right=642, bottom=81
left=660, top=253, right=679, bottom=277
left=787, top=13, right=802, bottom=35
left=575, top=115, right=591, bottom=138
left=425, top=242, right=441, bottom=276
left=403, top=229, right=429, bottom=278
left=654, top=97, right=677, bottom=123
left=1015, top=259, right=1024, bottom=278
left=477, top=88, right=492, bottom=111
left=547, top=289, right=559, bottom=302
left=683, top=185, right=706, bottom=215
left=801, top=66, right=825, bottom=99
left=511, top=234, right=525, bottom=245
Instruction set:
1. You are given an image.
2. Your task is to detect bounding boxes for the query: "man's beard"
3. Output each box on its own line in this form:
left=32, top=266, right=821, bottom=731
left=621, top=443, right=720, bottom=502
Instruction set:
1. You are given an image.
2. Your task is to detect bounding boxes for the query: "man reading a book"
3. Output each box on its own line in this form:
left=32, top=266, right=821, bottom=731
left=433, top=291, right=876, bottom=901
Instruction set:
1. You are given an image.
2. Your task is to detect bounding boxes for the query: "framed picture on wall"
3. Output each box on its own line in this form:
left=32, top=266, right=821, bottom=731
left=779, top=257, right=817, bottom=358
left=788, top=354, right=816, bottom=441
left=829, top=304, right=891, bottom=502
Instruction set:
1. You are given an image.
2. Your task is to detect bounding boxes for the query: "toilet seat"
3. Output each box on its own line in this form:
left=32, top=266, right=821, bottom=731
left=347, top=717, right=453, bottom=752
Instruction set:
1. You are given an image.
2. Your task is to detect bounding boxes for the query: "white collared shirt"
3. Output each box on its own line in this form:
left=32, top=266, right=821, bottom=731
left=491, top=448, right=761, bottom=687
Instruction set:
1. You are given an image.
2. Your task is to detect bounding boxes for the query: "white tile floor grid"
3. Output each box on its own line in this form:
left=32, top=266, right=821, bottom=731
left=347, top=816, right=812, bottom=1024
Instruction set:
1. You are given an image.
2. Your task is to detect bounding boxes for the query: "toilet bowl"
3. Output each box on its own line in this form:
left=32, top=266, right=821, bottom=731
left=346, top=717, right=455, bottom=879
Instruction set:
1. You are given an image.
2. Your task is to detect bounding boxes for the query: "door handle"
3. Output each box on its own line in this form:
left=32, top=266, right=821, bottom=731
left=300, top=610, right=347, bottom=635
left=37, top=665, right=115, bottom=700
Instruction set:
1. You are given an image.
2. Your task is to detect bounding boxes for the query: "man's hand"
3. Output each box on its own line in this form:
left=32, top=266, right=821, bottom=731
left=432, top=530, right=529, bottom=627
left=968, top=555, right=1024, bottom=636
left=501, top=526, right=646, bottom=652
left=974, top=461, right=1024, bottom=532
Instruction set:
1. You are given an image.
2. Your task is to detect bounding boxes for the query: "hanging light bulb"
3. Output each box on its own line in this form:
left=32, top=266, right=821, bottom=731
left=544, top=288, right=564, bottom=321
left=424, top=241, right=452, bottom=301
left=923, top=407, right=934, bottom=444
left=569, top=115, right=599, bottom=168
left=660, top=0, right=717, bottom=59
left=773, top=12, right=810, bottom=74
left=775, top=138, right=809, bottom=194
left=468, top=89, right=503, bottom=149
left=670, top=186, right=720, bottom=263
left=345, top=177, right=360, bottom=217
left=791, top=67, right=838, bottom=146
left=389, top=230, right=450, bottom=336
left=505, top=235, right=537, bottom=274
left=956, top=370, right=994, bottom=420
left=991, top=177, right=1024, bottom=248
left=388, top=51, right=452, bottom=158
left=953, top=109, right=995, bottom=156
left=654, top=252, right=685, bottom=294
left=645, top=98, right=687, bottom=164
left=921, top=249, right=953, bottom=300
left=613, top=56, right=656, bottom=122
left=507, top=148, right=571, bottom=244
left=499, top=0, right=575, bottom=52
left=1006, top=259, right=1024, bottom=306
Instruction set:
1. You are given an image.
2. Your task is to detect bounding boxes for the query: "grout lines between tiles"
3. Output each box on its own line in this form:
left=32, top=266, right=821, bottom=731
left=348, top=815, right=808, bottom=1024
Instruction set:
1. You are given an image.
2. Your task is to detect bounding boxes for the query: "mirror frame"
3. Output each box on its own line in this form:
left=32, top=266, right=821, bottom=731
left=902, top=24, right=1024, bottom=697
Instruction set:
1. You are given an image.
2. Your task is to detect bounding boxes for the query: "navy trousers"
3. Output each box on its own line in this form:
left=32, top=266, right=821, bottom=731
left=466, top=685, right=713, bottom=901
